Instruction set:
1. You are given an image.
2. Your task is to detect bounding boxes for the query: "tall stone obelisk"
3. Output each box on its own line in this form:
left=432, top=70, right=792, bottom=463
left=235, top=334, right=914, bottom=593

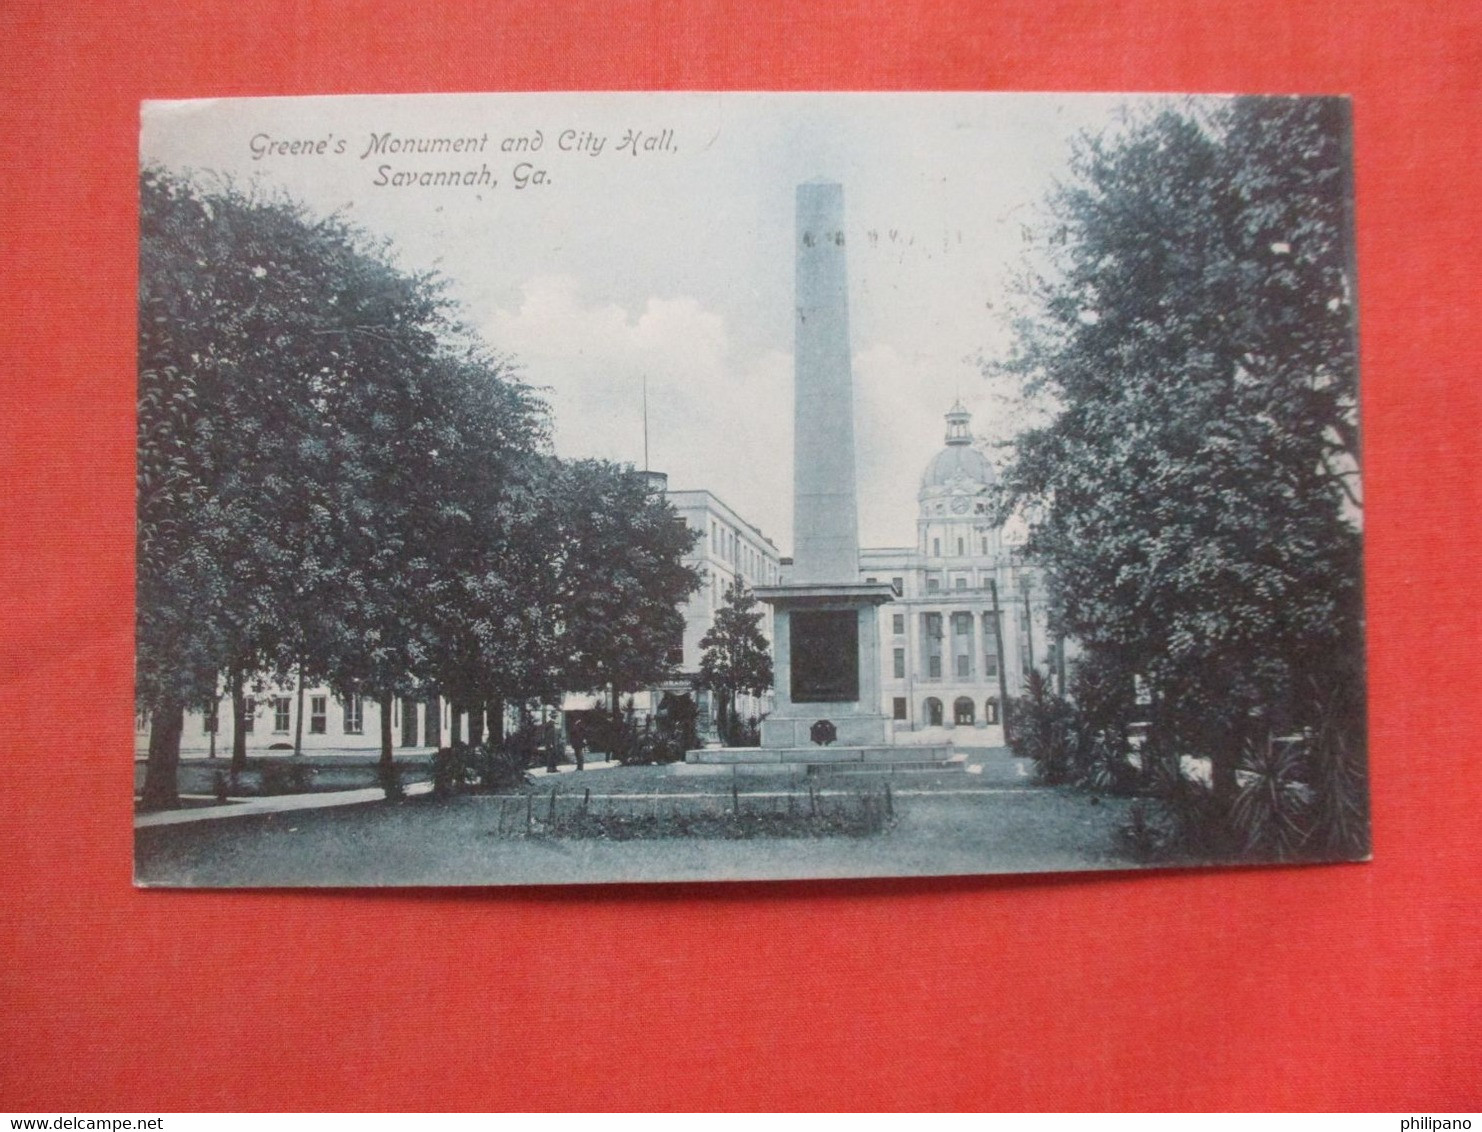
left=792, top=181, right=861, bottom=584
left=683, top=180, right=952, bottom=766
left=749, top=181, right=897, bottom=752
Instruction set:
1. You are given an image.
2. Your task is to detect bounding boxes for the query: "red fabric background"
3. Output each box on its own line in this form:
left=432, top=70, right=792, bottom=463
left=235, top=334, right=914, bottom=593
left=1, top=0, right=1478, bottom=1112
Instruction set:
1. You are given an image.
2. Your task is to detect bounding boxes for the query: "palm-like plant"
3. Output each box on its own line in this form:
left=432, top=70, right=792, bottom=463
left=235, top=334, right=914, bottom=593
left=1232, top=732, right=1313, bottom=859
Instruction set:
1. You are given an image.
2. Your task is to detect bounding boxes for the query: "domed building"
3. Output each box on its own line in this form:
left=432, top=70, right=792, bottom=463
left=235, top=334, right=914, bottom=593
left=858, top=401, right=1059, bottom=744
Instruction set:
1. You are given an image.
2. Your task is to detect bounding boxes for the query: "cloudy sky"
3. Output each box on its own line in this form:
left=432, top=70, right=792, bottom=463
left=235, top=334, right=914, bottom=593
left=142, top=92, right=1147, bottom=553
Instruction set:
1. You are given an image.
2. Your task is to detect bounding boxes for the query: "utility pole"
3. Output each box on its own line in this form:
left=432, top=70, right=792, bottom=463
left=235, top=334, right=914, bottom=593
left=1020, top=573, right=1036, bottom=680
left=293, top=658, right=305, bottom=757
left=988, top=577, right=1012, bottom=746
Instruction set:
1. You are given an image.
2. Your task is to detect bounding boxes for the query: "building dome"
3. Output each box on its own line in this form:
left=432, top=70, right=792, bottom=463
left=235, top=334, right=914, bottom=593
left=920, top=442, right=996, bottom=491
left=919, top=401, right=996, bottom=496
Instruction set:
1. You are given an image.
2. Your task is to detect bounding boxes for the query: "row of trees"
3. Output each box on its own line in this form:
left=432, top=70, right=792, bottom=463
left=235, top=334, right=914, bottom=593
left=995, top=97, right=1367, bottom=858
left=137, top=169, right=700, bottom=808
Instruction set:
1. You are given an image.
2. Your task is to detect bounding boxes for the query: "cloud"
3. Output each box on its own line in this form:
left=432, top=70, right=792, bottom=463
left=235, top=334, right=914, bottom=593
left=485, top=276, right=795, bottom=552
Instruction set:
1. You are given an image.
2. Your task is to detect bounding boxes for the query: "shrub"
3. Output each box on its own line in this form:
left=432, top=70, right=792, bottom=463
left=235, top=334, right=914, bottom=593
left=725, top=715, right=761, bottom=747
left=1232, top=733, right=1313, bottom=859
left=377, top=762, right=404, bottom=799
left=477, top=745, right=531, bottom=790
left=619, top=717, right=686, bottom=765
left=1117, top=749, right=1238, bottom=862
left=432, top=741, right=531, bottom=796
left=259, top=761, right=314, bottom=794
left=1010, top=672, right=1084, bottom=784
left=431, top=742, right=472, bottom=797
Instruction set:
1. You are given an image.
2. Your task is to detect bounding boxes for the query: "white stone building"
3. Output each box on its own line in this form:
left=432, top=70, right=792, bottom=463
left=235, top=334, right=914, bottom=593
left=857, top=402, right=1058, bottom=746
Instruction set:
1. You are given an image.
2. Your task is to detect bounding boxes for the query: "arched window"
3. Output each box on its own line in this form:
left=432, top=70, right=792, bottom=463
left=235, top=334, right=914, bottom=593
left=953, top=697, right=975, bottom=725
left=985, top=698, right=1000, bottom=724
left=924, top=697, right=944, bottom=727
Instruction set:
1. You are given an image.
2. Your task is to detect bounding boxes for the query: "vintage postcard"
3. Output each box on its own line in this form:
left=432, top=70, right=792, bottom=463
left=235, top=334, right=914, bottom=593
left=134, top=92, right=1368, bottom=886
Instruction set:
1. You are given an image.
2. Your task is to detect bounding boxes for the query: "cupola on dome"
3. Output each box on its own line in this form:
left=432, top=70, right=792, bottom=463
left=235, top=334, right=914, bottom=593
left=919, top=401, right=996, bottom=494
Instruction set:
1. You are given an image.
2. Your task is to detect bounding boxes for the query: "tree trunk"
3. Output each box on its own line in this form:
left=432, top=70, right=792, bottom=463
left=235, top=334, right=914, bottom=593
left=140, top=696, right=184, bottom=811
left=488, top=695, right=505, bottom=745
left=610, top=680, right=622, bottom=726
left=229, top=667, right=248, bottom=774
left=450, top=702, right=463, bottom=745
left=293, top=659, right=306, bottom=757
left=378, top=690, right=395, bottom=767
left=1212, top=721, right=1242, bottom=808
left=468, top=699, right=484, bottom=747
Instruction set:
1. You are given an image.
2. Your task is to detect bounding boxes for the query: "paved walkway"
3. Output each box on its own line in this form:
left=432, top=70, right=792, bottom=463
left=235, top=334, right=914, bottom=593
left=527, top=759, right=621, bottom=777
left=135, top=758, right=625, bottom=829
left=135, top=781, right=437, bottom=828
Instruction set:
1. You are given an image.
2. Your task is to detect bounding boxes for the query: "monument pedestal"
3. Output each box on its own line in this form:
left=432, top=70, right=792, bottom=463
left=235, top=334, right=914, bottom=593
left=676, top=581, right=953, bottom=774
left=753, top=581, right=895, bottom=749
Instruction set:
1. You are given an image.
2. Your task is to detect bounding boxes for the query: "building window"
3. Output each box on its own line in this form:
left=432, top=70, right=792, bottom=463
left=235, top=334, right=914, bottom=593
left=273, top=696, right=291, bottom=733
left=985, top=698, right=1000, bottom=724
left=241, top=697, right=255, bottom=734
left=926, top=576, right=941, bottom=593
left=922, top=612, right=943, bottom=679
left=892, top=697, right=908, bottom=721
left=956, top=654, right=970, bottom=678
left=310, top=696, right=327, bottom=734
left=892, top=576, right=903, bottom=596
left=984, top=654, right=999, bottom=678
left=954, top=697, right=975, bottom=725
left=982, top=536, right=989, bottom=555
left=342, top=695, right=363, bottom=735
left=957, top=537, right=965, bottom=556
left=932, top=537, right=941, bottom=556
left=892, top=613, right=905, bottom=635
left=893, top=648, right=905, bottom=679
left=866, top=576, right=877, bottom=584
left=954, top=576, right=967, bottom=590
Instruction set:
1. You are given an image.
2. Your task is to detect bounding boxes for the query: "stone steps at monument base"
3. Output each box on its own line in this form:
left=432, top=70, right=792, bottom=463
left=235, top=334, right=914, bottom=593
left=685, top=746, right=958, bottom=766
left=804, top=760, right=967, bottom=776
left=668, top=758, right=966, bottom=779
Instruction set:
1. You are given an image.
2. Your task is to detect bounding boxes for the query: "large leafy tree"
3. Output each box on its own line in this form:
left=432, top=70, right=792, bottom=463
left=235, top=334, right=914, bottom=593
left=695, top=580, right=774, bottom=742
left=995, top=97, right=1364, bottom=828
left=549, top=460, right=702, bottom=724
left=422, top=399, right=557, bottom=745
left=137, top=169, right=548, bottom=797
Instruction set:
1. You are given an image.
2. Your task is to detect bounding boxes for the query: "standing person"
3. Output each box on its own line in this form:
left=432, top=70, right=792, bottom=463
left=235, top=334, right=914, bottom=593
left=570, top=717, right=586, bottom=771
left=542, top=715, right=560, bottom=774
